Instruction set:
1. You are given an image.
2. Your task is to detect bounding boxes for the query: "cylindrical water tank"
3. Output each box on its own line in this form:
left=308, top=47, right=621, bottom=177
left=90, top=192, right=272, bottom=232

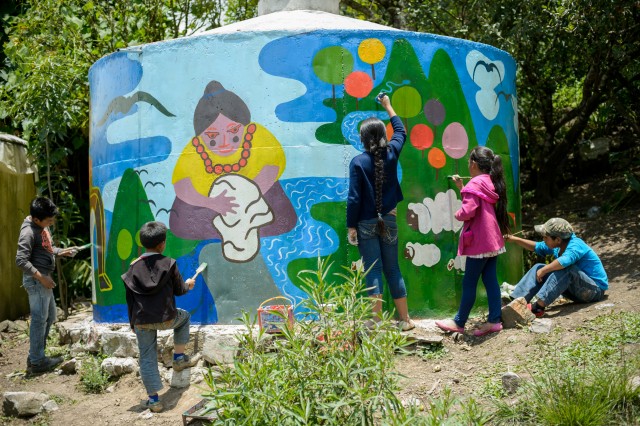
left=89, top=7, right=521, bottom=324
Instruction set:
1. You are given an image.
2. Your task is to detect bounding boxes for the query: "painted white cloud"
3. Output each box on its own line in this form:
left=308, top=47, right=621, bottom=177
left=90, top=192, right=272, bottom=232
left=404, top=242, right=440, bottom=267
left=446, top=255, right=467, bottom=272
left=407, top=189, right=463, bottom=235
left=466, top=50, right=505, bottom=121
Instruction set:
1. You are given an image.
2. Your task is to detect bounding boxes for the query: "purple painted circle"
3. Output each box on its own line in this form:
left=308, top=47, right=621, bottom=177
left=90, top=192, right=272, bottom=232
left=424, top=99, right=445, bottom=126
left=442, top=122, right=469, bottom=159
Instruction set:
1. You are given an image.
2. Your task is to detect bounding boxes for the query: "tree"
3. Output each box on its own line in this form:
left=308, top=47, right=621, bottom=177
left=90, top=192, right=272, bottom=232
left=225, top=0, right=258, bottom=23
left=0, top=0, right=227, bottom=310
left=342, top=0, right=640, bottom=203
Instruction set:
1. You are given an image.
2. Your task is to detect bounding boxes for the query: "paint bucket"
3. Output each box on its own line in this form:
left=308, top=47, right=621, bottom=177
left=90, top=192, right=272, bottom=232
left=257, top=296, right=294, bottom=334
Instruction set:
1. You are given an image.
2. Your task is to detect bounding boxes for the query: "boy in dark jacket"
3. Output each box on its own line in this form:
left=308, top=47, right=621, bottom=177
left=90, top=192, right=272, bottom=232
left=121, top=221, right=200, bottom=413
left=15, top=197, right=75, bottom=374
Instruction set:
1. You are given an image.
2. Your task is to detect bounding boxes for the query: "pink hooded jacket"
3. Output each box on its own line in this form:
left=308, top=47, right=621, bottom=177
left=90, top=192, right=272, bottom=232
left=455, top=174, right=505, bottom=256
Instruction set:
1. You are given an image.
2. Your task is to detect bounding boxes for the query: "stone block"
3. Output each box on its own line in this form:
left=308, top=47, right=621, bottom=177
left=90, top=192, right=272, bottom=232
left=100, top=330, right=138, bottom=358
left=2, top=392, right=49, bottom=417
left=530, top=318, right=553, bottom=334
left=501, top=297, right=535, bottom=328
left=101, top=357, right=138, bottom=377
left=202, top=326, right=247, bottom=365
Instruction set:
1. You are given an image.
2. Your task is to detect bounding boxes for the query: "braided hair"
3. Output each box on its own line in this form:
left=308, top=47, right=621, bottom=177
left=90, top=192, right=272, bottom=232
left=469, top=146, right=511, bottom=234
left=360, top=117, right=388, bottom=234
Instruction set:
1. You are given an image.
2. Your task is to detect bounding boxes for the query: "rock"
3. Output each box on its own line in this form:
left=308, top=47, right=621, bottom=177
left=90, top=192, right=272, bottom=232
left=202, top=326, right=247, bottom=365
left=162, top=365, right=206, bottom=388
left=100, top=330, right=139, bottom=358
left=101, top=357, right=138, bottom=377
left=56, top=307, right=66, bottom=320
left=0, top=320, right=28, bottom=334
left=12, top=320, right=28, bottom=332
left=586, top=206, right=601, bottom=218
left=595, top=303, right=615, bottom=310
left=501, top=297, right=535, bottom=328
left=630, top=376, right=640, bottom=392
left=501, top=372, right=521, bottom=394
left=2, top=391, right=50, bottom=417
left=60, top=359, right=77, bottom=375
left=42, top=400, right=59, bottom=413
left=530, top=318, right=554, bottom=334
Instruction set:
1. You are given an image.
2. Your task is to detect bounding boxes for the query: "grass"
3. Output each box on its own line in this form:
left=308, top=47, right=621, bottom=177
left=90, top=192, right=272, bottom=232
left=79, top=354, right=110, bottom=394
left=491, top=311, right=640, bottom=425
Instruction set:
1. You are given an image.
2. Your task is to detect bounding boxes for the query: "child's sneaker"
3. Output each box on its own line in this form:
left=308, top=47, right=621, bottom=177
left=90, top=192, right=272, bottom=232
left=398, top=319, right=416, bottom=332
left=145, top=399, right=163, bottom=413
left=172, top=354, right=201, bottom=372
left=528, top=303, right=545, bottom=318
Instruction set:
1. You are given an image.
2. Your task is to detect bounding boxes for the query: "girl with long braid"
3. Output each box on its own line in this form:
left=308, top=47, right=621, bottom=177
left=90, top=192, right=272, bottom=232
left=347, top=93, right=414, bottom=331
left=436, top=146, right=510, bottom=336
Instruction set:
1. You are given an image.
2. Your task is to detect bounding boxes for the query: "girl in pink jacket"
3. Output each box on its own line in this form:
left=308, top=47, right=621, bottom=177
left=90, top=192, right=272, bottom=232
left=436, top=146, right=510, bottom=336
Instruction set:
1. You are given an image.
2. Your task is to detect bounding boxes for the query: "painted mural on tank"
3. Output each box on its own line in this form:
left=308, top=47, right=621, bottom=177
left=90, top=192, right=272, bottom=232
left=89, top=29, right=521, bottom=324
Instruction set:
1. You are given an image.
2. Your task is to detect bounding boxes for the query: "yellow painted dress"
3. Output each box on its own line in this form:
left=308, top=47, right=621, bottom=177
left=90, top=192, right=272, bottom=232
left=170, top=123, right=295, bottom=240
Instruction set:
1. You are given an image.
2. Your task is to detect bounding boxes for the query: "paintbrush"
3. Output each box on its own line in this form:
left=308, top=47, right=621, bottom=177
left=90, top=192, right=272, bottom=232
left=504, top=230, right=525, bottom=239
left=60, top=243, right=92, bottom=256
left=191, top=262, right=208, bottom=280
left=447, top=175, right=472, bottom=180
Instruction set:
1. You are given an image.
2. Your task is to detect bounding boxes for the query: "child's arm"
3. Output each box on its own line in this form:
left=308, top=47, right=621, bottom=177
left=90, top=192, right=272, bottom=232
left=16, top=227, right=57, bottom=289
left=504, top=235, right=536, bottom=252
left=454, top=193, right=479, bottom=222
left=170, top=261, right=194, bottom=296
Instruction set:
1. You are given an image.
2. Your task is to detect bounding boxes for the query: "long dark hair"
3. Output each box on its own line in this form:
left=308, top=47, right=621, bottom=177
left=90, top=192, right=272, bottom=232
left=360, top=117, right=388, bottom=234
left=469, top=146, right=510, bottom=234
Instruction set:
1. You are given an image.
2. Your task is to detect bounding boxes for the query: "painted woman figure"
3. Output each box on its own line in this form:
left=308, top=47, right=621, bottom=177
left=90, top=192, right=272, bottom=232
left=171, top=81, right=296, bottom=262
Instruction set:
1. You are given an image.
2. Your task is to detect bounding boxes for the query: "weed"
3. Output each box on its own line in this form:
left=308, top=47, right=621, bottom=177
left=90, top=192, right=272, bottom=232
left=422, top=388, right=490, bottom=425
left=418, top=344, right=447, bottom=361
left=492, top=311, right=640, bottom=425
left=79, top=355, right=110, bottom=394
left=201, top=257, right=422, bottom=425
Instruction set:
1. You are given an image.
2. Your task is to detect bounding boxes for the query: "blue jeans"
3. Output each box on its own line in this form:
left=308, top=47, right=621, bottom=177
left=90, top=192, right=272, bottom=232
left=134, top=308, right=191, bottom=395
left=23, top=275, right=57, bottom=366
left=511, top=263, right=604, bottom=305
left=454, top=256, right=502, bottom=327
left=357, top=215, right=407, bottom=299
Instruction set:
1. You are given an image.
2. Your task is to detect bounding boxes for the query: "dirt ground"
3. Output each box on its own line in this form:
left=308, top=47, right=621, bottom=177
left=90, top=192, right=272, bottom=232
left=1, top=175, right=639, bottom=425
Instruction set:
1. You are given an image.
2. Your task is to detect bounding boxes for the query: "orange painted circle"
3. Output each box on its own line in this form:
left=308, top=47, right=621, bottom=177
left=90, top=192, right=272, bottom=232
left=428, top=147, right=446, bottom=169
left=410, top=124, right=434, bottom=150
left=344, top=71, right=373, bottom=99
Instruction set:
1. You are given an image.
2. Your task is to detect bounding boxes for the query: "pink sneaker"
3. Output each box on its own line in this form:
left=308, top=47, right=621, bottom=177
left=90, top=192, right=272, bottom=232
left=435, top=319, right=464, bottom=334
left=473, top=322, right=503, bottom=337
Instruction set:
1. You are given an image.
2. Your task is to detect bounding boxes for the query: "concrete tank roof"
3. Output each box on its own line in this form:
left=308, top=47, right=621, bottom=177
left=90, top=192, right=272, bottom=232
left=198, top=10, right=399, bottom=35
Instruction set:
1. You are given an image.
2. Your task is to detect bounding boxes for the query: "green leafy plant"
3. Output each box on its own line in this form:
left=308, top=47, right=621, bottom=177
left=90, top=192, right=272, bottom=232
left=493, top=312, right=640, bottom=425
left=79, top=355, right=110, bottom=394
left=201, top=257, right=420, bottom=425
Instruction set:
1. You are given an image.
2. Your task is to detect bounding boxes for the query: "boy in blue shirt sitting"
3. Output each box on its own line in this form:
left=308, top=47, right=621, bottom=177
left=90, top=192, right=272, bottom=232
left=505, top=218, right=608, bottom=317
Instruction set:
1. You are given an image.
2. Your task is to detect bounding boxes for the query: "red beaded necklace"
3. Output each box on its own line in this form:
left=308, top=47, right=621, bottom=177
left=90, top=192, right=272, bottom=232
left=192, top=123, right=256, bottom=174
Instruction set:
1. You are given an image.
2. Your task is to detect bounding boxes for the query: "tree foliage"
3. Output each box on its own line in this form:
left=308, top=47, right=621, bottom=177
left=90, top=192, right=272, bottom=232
left=0, top=0, right=227, bottom=304
left=343, top=0, right=640, bottom=202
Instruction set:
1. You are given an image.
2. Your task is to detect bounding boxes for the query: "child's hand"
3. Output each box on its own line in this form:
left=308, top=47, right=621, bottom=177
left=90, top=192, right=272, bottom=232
left=186, top=278, right=196, bottom=290
left=61, top=247, right=78, bottom=257
left=377, top=92, right=391, bottom=108
left=450, top=174, right=464, bottom=190
left=38, top=275, right=56, bottom=289
left=347, top=228, right=358, bottom=246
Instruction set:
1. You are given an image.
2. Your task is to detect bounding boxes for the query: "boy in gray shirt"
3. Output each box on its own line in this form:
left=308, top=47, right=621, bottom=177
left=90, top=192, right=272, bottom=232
left=15, top=197, right=74, bottom=374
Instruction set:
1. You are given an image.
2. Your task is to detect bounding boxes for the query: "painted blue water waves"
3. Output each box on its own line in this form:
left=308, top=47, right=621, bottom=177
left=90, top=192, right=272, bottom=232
left=261, top=177, right=348, bottom=304
left=342, top=111, right=390, bottom=152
